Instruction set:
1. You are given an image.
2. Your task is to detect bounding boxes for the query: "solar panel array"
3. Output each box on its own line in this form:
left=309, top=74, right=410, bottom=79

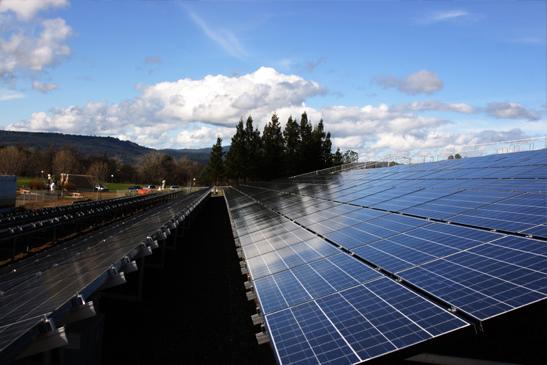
left=224, top=148, right=547, bottom=365
left=0, top=189, right=209, bottom=363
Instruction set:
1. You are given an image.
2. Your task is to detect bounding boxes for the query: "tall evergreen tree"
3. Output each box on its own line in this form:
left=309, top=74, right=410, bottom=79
left=262, top=113, right=285, bottom=179
left=225, top=119, right=246, bottom=181
left=322, top=131, right=333, bottom=168
left=243, top=115, right=262, bottom=180
left=283, top=115, right=300, bottom=176
left=298, top=112, right=313, bottom=173
left=205, top=137, right=224, bottom=185
left=311, top=119, right=328, bottom=170
left=333, top=148, right=343, bottom=165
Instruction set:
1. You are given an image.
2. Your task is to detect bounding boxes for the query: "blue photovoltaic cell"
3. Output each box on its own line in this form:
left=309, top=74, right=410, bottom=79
left=353, top=245, right=413, bottom=273
left=364, top=278, right=467, bottom=336
left=266, top=309, right=319, bottom=365
left=274, top=270, right=313, bottom=308
left=325, top=227, right=381, bottom=248
left=368, top=239, right=437, bottom=266
left=291, top=265, right=337, bottom=298
left=387, top=234, right=459, bottom=257
left=316, top=292, right=397, bottom=360
left=308, top=259, right=360, bottom=291
left=521, top=225, right=547, bottom=238
left=340, top=285, right=430, bottom=347
left=490, top=236, right=547, bottom=256
left=253, top=275, right=288, bottom=314
left=327, top=254, right=380, bottom=283
left=445, top=250, right=547, bottom=294
left=398, top=259, right=545, bottom=320
left=291, top=301, right=360, bottom=364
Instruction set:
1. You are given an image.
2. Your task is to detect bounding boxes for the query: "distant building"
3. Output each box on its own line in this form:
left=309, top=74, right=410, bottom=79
left=0, top=175, right=16, bottom=213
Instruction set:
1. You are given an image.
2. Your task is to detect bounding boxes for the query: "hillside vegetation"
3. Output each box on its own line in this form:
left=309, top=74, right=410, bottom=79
left=0, top=130, right=216, bottom=164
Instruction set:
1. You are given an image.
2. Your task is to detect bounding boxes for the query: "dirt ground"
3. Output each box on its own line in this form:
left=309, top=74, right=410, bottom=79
left=16, top=191, right=130, bottom=210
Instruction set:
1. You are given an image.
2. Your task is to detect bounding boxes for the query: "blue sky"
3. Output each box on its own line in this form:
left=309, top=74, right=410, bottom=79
left=0, top=0, right=545, bottom=159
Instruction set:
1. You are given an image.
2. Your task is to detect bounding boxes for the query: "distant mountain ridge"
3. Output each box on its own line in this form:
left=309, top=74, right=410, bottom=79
left=0, top=130, right=220, bottom=164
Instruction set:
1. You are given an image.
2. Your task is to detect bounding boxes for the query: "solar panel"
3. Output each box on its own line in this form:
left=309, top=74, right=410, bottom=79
left=226, top=148, right=547, bottom=364
left=0, top=189, right=209, bottom=362
left=225, top=189, right=469, bottom=364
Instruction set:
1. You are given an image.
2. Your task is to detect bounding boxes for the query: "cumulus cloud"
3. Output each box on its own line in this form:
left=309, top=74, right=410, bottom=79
left=7, top=67, right=543, bottom=159
left=8, top=67, right=324, bottom=147
left=1, top=0, right=72, bottom=90
left=485, top=102, right=539, bottom=121
left=375, top=70, right=443, bottom=95
left=32, top=80, right=58, bottom=93
left=0, top=18, right=71, bottom=78
left=0, top=0, right=67, bottom=20
left=175, top=124, right=234, bottom=148
left=140, top=66, right=323, bottom=124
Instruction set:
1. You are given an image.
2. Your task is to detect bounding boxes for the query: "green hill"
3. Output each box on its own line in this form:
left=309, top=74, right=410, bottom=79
left=0, top=130, right=220, bottom=164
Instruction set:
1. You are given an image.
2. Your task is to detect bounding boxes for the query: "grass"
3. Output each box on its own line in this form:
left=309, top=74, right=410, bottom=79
left=16, top=177, right=33, bottom=188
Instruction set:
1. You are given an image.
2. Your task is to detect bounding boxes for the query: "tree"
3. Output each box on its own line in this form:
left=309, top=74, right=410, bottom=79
left=342, top=150, right=359, bottom=163
left=244, top=115, right=262, bottom=180
left=298, top=112, right=313, bottom=172
left=333, top=148, right=343, bottom=165
left=0, top=146, right=27, bottom=175
left=261, top=113, right=285, bottom=179
left=322, top=131, right=333, bottom=167
left=175, top=156, right=202, bottom=185
left=225, top=119, right=246, bottom=181
left=225, top=112, right=338, bottom=180
left=87, top=161, right=109, bottom=183
left=310, top=119, right=333, bottom=170
left=283, top=115, right=300, bottom=176
left=205, top=137, right=224, bottom=185
left=52, top=148, right=81, bottom=175
left=25, top=147, right=55, bottom=177
left=137, top=151, right=174, bottom=184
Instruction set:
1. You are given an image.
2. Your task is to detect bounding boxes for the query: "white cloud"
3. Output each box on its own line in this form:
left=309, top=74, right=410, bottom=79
left=395, top=101, right=475, bottom=114
left=8, top=67, right=323, bottom=148
left=1, top=17, right=72, bottom=79
left=485, top=102, right=539, bottom=121
left=187, top=10, right=246, bottom=59
left=175, top=124, right=234, bottom=148
left=7, top=67, right=544, bottom=160
left=32, top=80, right=57, bottom=93
left=0, top=88, right=24, bottom=101
left=375, top=70, right=443, bottom=95
left=420, top=10, right=470, bottom=24
left=140, top=66, right=323, bottom=125
left=0, top=0, right=67, bottom=20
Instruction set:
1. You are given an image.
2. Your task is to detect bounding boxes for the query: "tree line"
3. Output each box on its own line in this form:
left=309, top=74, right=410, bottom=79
left=0, top=145, right=203, bottom=186
left=1, top=112, right=358, bottom=187
left=204, top=112, right=358, bottom=184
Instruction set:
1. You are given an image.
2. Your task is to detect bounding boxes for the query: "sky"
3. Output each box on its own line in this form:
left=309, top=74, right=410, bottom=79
left=0, top=0, right=545, bottom=160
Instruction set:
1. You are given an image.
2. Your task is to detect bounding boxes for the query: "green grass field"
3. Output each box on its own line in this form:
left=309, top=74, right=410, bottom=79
left=16, top=177, right=33, bottom=188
